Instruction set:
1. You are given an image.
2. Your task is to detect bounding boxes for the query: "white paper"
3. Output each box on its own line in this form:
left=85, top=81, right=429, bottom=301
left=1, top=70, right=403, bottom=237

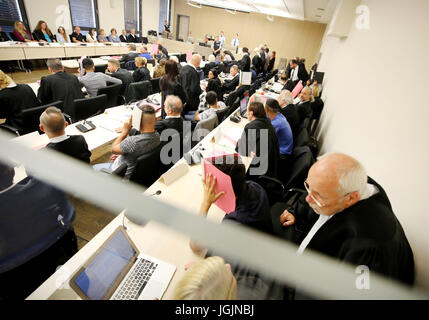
left=132, top=106, right=142, bottom=130
left=240, top=71, right=252, bottom=86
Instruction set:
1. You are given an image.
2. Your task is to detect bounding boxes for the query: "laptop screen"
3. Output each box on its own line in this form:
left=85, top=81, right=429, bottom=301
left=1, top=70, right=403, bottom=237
left=240, top=96, right=249, bottom=116
left=72, top=229, right=137, bottom=300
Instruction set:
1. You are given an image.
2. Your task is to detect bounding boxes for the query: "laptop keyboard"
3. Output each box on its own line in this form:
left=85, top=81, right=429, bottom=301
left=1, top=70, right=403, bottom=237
left=111, top=259, right=158, bottom=300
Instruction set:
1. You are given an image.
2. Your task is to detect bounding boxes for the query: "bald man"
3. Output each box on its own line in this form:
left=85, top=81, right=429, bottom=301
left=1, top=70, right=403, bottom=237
left=40, top=106, right=91, bottom=163
left=271, top=153, right=415, bottom=286
left=94, top=104, right=161, bottom=179
left=179, top=54, right=203, bottom=115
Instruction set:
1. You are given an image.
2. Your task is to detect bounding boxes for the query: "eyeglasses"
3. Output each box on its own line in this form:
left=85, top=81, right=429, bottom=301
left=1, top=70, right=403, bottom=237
left=304, top=180, right=326, bottom=208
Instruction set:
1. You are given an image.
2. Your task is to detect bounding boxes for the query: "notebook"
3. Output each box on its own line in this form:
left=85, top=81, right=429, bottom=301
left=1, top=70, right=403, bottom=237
left=69, top=226, right=176, bottom=300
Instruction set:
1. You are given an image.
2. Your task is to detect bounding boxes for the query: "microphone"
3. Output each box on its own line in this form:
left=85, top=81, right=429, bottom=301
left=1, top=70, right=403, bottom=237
left=151, top=190, right=162, bottom=196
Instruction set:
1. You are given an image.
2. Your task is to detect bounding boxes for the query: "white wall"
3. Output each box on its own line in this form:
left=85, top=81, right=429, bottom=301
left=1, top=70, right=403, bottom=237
left=141, top=0, right=160, bottom=36
left=317, top=0, right=429, bottom=290
left=98, top=0, right=125, bottom=33
left=24, top=0, right=72, bottom=33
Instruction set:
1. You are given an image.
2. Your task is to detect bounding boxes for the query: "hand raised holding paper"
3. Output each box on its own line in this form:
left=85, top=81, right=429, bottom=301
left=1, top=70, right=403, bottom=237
left=201, top=174, right=225, bottom=215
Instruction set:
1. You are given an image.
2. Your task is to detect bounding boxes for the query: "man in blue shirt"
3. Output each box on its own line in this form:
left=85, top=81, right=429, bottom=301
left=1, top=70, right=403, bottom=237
left=139, top=46, right=152, bottom=60
left=265, top=98, right=293, bottom=156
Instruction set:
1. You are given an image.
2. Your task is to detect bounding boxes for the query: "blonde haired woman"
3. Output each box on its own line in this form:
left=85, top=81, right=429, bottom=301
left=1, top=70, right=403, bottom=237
left=133, top=57, right=151, bottom=82
left=13, top=21, right=34, bottom=42
left=172, top=257, right=237, bottom=300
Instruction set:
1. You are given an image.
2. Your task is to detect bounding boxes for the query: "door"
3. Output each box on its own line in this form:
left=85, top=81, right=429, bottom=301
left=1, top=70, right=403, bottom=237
left=176, top=15, right=190, bottom=41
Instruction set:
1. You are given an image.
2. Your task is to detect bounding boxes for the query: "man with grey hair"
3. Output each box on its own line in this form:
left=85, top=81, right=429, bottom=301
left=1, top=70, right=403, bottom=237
left=39, top=106, right=91, bottom=163
left=295, top=86, right=313, bottom=122
left=278, top=90, right=300, bottom=138
left=155, top=95, right=184, bottom=134
left=38, top=59, right=84, bottom=115
left=221, top=64, right=240, bottom=95
left=179, top=54, right=203, bottom=115
left=271, top=153, right=415, bottom=286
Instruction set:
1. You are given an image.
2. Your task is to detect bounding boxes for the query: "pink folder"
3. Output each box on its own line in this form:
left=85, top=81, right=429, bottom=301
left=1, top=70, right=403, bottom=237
left=292, top=80, right=303, bottom=98
left=186, top=50, right=193, bottom=62
left=151, top=44, right=159, bottom=56
left=203, top=160, right=236, bottom=214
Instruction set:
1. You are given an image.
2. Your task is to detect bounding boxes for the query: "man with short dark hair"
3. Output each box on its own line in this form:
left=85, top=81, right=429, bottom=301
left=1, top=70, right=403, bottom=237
left=289, top=59, right=309, bottom=86
left=194, top=91, right=226, bottom=122
left=94, top=104, right=161, bottom=179
left=38, top=59, right=84, bottom=115
left=0, top=162, right=77, bottom=300
left=236, top=101, right=280, bottom=179
left=78, top=58, right=122, bottom=97
left=71, top=26, right=86, bottom=43
left=107, top=58, right=134, bottom=95
left=139, top=46, right=152, bottom=60
left=120, top=44, right=139, bottom=64
left=39, top=106, right=92, bottom=163
left=265, top=99, right=293, bottom=157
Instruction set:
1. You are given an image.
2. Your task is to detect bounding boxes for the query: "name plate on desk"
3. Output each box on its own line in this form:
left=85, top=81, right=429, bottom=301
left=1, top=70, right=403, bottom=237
left=160, top=163, right=189, bottom=186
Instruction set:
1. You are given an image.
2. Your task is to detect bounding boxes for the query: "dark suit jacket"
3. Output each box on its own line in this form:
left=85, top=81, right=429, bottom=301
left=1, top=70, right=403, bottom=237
left=33, top=30, right=55, bottom=42
left=37, top=71, right=84, bottom=115
left=111, top=68, right=134, bottom=95
left=237, top=117, right=280, bottom=179
left=127, top=34, right=139, bottom=43
left=238, top=54, right=251, bottom=72
left=295, top=101, right=312, bottom=122
left=119, top=35, right=128, bottom=43
left=179, top=65, right=202, bottom=113
left=132, top=67, right=151, bottom=82
left=272, top=177, right=415, bottom=285
left=279, top=104, right=300, bottom=138
left=120, top=52, right=139, bottom=64
left=70, top=32, right=86, bottom=42
left=160, top=78, right=188, bottom=118
left=291, top=64, right=309, bottom=84
left=47, top=135, right=92, bottom=163
left=155, top=117, right=183, bottom=134
left=221, top=74, right=239, bottom=94
left=0, top=31, right=11, bottom=42
left=0, top=84, right=40, bottom=132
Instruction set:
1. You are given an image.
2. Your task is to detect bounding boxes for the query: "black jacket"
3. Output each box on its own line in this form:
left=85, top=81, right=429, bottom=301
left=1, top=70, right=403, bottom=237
left=33, top=30, right=55, bottom=42
left=120, top=52, right=139, bottom=64
left=203, top=62, right=216, bottom=76
left=47, top=135, right=92, bottom=163
left=252, top=54, right=264, bottom=74
left=155, top=117, right=183, bottom=134
left=132, top=67, right=151, bottom=82
left=0, top=31, right=11, bottom=42
left=295, top=101, right=312, bottom=122
left=206, top=78, right=222, bottom=101
left=238, top=54, right=251, bottom=72
left=111, top=68, right=134, bottom=95
left=272, top=177, right=415, bottom=285
left=179, top=65, right=202, bottom=113
left=0, top=84, right=41, bottom=132
left=221, top=74, right=239, bottom=94
left=119, top=35, right=128, bottom=43
left=70, top=32, right=86, bottom=42
left=127, top=34, right=139, bottom=43
left=237, top=117, right=280, bottom=179
left=160, top=78, right=188, bottom=118
left=37, top=71, right=84, bottom=115
left=279, top=104, right=300, bottom=138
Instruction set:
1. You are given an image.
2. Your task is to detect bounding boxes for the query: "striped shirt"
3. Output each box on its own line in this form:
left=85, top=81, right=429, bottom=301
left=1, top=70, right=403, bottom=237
left=78, top=72, right=122, bottom=97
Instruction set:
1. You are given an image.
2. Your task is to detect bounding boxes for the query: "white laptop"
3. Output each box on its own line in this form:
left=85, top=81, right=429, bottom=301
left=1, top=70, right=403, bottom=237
left=69, top=226, right=176, bottom=300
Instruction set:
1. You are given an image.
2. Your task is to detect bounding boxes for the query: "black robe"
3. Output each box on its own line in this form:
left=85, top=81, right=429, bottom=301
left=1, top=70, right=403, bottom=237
left=271, top=177, right=415, bottom=285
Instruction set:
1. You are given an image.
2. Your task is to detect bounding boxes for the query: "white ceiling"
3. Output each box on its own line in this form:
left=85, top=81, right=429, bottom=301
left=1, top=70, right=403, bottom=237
left=187, top=0, right=338, bottom=24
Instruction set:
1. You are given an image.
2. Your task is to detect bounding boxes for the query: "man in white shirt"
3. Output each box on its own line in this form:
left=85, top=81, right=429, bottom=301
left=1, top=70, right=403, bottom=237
left=231, top=33, right=240, bottom=54
left=219, top=31, right=226, bottom=48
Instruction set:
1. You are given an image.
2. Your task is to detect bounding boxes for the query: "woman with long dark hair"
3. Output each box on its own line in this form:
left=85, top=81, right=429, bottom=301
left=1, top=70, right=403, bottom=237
left=160, top=59, right=187, bottom=118
left=33, top=20, right=56, bottom=43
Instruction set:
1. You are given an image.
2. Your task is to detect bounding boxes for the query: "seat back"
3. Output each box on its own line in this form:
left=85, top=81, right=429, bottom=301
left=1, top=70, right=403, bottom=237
left=147, top=59, right=156, bottom=67
left=150, top=78, right=161, bottom=94
left=215, top=107, right=230, bottom=123
left=283, top=146, right=314, bottom=190
left=294, top=127, right=310, bottom=148
left=193, top=113, right=219, bottom=144
left=97, top=83, right=122, bottom=109
left=125, top=80, right=152, bottom=103
left=19, top=101, right=63, bottom=135
left=129, top=144, right=163, bottom=187
left=72, top=94, right=108, bottom=122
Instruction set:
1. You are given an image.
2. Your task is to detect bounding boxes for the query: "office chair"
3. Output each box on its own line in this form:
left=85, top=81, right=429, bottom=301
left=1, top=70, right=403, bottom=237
left=94, top=65, right=106, bottom=73
left=125, top=81, right=152, bottom=103
left=97, top=83, right=122, bottom=109
left=129, top=144, right=163, bottom=188
left=71, top=94, right=108, bottom=122
left=294, top=127, right=310, bottom=148
left=150, top=78, right=161, bottom=94
left=192, top=113, right=219, bottom=148
left=147, top=59, right=156, bottom=67
left=0, top=101, right=63, bottom=136
left=215, top=107, right=230, bottom=123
